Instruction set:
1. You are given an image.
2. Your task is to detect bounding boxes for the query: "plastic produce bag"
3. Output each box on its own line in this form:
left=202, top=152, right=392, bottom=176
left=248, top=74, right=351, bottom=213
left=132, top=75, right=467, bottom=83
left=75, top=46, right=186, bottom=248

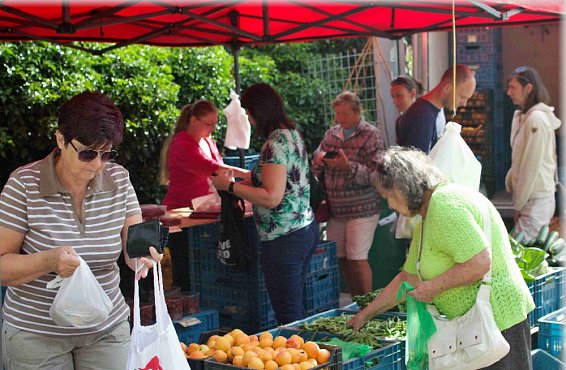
left=223, top=89, right=251, bottom=150
left=429, top=122, right=481, bottom=191
left=47, top=256, right=113, bottom=328
left=320, top=337, right=371, bottom=361
left=397, top=281, right=436, bottom=370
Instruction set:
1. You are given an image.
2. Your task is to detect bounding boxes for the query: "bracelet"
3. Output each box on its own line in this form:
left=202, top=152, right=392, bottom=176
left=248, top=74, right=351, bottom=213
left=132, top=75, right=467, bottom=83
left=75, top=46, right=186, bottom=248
left=228, top=181, right=235, bottom=194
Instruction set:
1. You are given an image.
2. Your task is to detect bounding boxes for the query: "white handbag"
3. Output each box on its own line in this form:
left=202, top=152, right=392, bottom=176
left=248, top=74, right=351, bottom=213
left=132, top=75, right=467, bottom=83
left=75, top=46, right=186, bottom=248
left=126, top=260, right=190, bottom=370
left=420, top=201, right=510, bottom=370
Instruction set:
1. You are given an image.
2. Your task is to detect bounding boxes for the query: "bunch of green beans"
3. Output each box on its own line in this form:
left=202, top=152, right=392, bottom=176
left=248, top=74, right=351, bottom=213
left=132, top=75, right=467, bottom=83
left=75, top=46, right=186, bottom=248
left=300, top=314, right=406, bottom=349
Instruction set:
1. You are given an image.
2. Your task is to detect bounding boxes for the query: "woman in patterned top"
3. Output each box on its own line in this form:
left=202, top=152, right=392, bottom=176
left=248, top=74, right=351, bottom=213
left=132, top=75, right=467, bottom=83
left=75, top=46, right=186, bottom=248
left=0, top=92, right=161, bottom=369
left=348, top=147, right=534, bottom=369
left=212, top=83, right=318, bottom=324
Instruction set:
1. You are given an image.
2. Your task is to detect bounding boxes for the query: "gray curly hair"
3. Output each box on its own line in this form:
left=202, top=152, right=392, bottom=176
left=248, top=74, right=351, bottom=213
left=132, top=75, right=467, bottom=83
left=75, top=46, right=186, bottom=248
left=375, top=146, right=446, bottom=214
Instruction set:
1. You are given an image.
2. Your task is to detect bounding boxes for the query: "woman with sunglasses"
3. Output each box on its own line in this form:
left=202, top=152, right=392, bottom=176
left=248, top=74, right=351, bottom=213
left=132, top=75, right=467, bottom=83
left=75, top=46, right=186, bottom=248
left=505, top=66, right=561, bottom=241
left=0, top=91, right=161, bottom=369
left=160, top=100, right=250, bottom=291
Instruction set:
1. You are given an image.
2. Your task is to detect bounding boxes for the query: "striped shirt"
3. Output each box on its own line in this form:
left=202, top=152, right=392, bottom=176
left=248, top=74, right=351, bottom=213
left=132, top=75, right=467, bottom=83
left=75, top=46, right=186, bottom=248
left=312, top=119, right=384, bottom=219
left=0, top=151, right=141, bottom=336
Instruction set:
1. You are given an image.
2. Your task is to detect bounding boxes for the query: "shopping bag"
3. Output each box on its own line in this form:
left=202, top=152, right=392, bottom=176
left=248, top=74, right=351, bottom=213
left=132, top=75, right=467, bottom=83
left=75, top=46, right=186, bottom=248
left=217, top=190, right=251, bottom=268
left=47, top=256, right=113, bottom=328
left=126, top=260, right=190, bottom=370
left=397, top=281, right=437, bottom=370
left=429, top=122, right=481, bottom=191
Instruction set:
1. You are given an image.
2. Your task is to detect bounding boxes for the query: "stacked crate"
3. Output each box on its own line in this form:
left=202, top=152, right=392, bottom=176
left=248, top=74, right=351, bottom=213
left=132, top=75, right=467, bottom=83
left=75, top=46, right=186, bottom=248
left=188, top=218, right=339, bottom=333
left=453, top=27, right=506, bottom=196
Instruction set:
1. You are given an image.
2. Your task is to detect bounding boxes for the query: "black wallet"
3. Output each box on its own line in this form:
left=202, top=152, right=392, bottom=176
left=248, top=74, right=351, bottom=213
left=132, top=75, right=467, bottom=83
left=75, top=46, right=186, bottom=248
left=126, top=219, right=169, bottom=258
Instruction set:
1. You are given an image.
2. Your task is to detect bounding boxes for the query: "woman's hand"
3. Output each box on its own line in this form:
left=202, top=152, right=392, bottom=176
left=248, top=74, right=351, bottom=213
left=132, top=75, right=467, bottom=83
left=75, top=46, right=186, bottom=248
left=135, top=246, right=163, bottom=280
left=211, top=172, right=231, bottom=191
left=408, top=280, right=438, bottom=303
left=49, top=247, right=80, bottom=278
left=324, top=149, right=349, bottom=171
left=348, top=311, right=370, bottom=331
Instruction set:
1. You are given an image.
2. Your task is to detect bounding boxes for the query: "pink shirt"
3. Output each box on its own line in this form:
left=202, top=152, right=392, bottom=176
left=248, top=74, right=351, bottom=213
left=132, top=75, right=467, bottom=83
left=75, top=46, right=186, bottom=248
left=162, top=131, right=222, bottom=209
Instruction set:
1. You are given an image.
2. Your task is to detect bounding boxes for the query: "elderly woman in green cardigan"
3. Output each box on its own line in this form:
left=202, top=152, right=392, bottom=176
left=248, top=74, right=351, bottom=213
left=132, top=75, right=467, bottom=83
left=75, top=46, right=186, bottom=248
left=348, top=147, right=534, bottom=369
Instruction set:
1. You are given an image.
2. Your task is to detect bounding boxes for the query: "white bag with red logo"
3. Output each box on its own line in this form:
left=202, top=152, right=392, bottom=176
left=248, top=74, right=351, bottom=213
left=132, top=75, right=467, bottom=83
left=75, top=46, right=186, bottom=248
left=126, top=260, right=190, bottom=370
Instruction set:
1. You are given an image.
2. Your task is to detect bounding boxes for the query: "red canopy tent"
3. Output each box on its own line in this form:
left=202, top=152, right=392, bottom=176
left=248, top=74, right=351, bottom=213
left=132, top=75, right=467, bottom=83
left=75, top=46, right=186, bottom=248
left=0, top=1, right=563, bottom=54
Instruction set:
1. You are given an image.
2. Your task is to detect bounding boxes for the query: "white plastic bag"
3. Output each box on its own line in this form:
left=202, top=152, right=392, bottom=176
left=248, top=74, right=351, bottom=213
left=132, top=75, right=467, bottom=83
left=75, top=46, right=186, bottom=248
left=223, top=90, right=251, bottom=150
left=429, top=122, right=482, bottom=191
left=126, top=260, right=190, bottom=370
left=47, top=256, right=113, bottom=328
left=395, top=214, right=421, bottom=239
left=192, top=179, right=222, bottom=213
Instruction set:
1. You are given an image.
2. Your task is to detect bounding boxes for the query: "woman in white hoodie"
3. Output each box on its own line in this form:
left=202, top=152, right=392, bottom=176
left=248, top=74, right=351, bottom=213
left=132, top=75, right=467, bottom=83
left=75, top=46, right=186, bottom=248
left=505, top=66, right=561, bottom=240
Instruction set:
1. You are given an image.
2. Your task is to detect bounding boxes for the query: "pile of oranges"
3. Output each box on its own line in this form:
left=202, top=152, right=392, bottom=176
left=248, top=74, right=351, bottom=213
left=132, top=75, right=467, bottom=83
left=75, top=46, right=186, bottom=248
left=180, top=328, right=332, bottom=370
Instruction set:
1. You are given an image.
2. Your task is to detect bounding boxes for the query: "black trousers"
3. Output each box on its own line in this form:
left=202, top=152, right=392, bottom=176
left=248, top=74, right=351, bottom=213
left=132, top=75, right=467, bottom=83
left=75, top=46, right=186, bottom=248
left=167, top=229, right=191, bottom=291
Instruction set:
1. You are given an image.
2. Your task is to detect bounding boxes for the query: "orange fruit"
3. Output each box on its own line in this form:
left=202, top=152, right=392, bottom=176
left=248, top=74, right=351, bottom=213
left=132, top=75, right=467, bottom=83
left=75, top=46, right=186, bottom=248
left=298, top=349, right=308, bottom=363
left=259, top=338, right=274, bottom=348
left=236, top=334, right=251, bottom=346
left=214, top=350, right=228, bottom=363
left=232, top=346, right=245, bottom=357
left=224, top=334, right=235, bottom=346
left=287, top=348, right=300, bottom=363
left=233, top=355, right=244, bottom=367
left=299, top=361, right=315, bottom=370
left=280, top=365, right=295, bottom=370
left=273, top=336, right=287, bottom=349
left=259, top=331, right=274, bottom=342
left=180, top=342, right=188, bottom=352
left=290, top=335, right=305, bottom=349
left=316, top=349, right=331, bottom=364
left=292, top=364, right=300, bottom=370
left=265, top=360, right=278, bottom=370
left=275, top=350, right=292, bottom=366
left=215, top=337, right=231, bottom=352
left=231, top=328, right=246, bottom=338
left=248, top=356, right=265, bottom=369
left=187, top=342, right=200, bottom=354
left=188, top=351, right=206, bottom=359
left=303, top=342, right=320, bottom=359
left=243, top=351, right=259, bottom=367
left=258, top=349, right=273, bottom=363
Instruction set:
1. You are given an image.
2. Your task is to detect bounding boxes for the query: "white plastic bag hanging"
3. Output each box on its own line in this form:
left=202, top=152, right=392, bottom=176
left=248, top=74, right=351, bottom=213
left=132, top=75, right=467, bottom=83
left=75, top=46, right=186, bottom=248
left=429, top=122, right=482, bottom=191
left=126, top=260, right=190, bottom=370
left=223, top=90, right=251, bottom=150
left=47, top=256, right=113, bottom=328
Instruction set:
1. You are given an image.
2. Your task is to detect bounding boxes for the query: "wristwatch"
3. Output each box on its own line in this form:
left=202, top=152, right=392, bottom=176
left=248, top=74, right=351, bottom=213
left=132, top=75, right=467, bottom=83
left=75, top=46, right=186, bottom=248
left=228, top=181, right=235, bottom=194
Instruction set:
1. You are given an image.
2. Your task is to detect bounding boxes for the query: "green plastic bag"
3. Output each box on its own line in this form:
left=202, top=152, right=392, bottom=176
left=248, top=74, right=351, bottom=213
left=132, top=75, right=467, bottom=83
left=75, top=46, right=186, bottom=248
left=397, top=281, right=437, bottom=370
left=319, top=337, right=371, bottom=361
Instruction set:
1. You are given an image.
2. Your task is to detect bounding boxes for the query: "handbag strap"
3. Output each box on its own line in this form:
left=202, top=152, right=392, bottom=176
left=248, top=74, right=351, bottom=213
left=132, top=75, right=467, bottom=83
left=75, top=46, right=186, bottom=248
left=416, top=196, right=494, bottom=285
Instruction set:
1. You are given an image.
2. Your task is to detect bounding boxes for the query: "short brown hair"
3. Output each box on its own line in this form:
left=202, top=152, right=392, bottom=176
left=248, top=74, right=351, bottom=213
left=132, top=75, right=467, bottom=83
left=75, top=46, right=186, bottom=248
left=508, top=66, right=550, bottom=113
left=332, top=91, right=362, bottom=113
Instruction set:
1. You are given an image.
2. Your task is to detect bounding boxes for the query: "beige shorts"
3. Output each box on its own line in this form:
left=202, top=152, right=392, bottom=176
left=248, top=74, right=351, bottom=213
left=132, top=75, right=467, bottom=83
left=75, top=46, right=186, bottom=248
left=2, top=320, right=130, bottom=370
left=327, top=214, right=379, bottom=260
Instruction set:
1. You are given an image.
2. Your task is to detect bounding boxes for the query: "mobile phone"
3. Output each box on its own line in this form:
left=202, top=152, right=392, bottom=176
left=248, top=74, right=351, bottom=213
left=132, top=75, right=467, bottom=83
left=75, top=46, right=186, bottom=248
left=324, top=151, right=339, bottom=159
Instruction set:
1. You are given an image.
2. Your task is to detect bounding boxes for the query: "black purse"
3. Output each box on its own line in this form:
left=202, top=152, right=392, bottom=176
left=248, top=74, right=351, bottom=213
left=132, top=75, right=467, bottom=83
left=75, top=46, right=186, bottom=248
left=126, top=219, right=169, bottom=258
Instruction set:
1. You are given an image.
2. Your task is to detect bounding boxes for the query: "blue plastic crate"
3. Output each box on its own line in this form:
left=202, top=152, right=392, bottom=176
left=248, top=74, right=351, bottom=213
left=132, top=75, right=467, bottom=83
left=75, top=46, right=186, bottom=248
left=527, top=267, right=565, bottom=326
left=304, top=266, right=340, bottom=315
left=175, top=309, right=220, bottom=344
left=194, top=282, right=277, bottom=334
left=538, top=308, right=566, bottom=358
left=532, top=349, right=566, bottom=370
left=308, top=241, right=338, bottom=274
left=222, top=153, right=260, bottom=171
left=263, top=328, right=401, bottom=370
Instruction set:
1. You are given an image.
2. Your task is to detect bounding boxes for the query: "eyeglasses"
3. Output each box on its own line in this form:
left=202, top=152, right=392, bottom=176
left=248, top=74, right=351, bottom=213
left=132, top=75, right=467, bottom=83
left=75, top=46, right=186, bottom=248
left=197, top=117, right=217, bottom=127
left=68, top=141, right=118, bottom=162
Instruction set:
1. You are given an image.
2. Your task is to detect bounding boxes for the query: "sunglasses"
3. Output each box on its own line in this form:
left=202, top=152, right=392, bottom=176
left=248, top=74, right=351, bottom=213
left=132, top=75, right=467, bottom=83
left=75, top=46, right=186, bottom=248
left=69, top=141, right=118, bottom=162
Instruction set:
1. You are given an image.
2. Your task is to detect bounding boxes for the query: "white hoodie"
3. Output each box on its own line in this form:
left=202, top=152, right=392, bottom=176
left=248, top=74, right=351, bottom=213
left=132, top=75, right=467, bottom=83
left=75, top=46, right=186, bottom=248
left=505, top=102, right=561, bottom=212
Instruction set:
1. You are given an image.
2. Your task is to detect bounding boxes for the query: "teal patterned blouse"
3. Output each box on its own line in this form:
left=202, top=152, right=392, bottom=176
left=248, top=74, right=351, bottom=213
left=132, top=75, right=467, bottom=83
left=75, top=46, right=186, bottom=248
left=252, top=129, right=314, bottom=241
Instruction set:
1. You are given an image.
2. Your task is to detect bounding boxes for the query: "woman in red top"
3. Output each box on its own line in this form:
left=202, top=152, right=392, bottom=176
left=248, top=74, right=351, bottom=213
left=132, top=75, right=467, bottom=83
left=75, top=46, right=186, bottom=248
left=160, top=100, right=250, bottom=290
left=161, top=100, right=249, bottom=209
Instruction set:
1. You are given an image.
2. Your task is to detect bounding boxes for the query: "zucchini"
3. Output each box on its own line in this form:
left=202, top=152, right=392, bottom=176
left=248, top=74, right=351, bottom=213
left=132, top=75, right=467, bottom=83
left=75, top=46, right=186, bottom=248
left=536, top=225, right=550, bottom=245
left=553, top=242, right=566, bottom=259
left=548, top=238, right=565, bottom=255
left=543, top=231, right=560, bottom=252
left=514, top=231, right=525, bottom=244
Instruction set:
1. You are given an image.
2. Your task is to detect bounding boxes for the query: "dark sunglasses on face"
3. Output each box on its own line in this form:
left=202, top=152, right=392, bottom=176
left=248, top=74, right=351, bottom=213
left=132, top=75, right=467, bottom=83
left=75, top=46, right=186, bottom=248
left=69, top=141, right=118, bottom=162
